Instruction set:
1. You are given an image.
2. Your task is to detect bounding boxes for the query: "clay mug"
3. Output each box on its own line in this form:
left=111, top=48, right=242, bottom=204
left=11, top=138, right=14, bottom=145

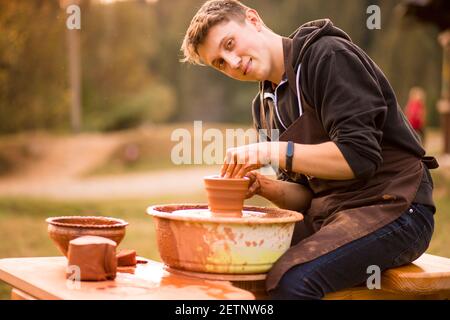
left=203, top=175, right=250, bottom=217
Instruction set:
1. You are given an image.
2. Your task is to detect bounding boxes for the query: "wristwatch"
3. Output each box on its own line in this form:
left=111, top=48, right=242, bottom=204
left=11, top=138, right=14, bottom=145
left=286, top=141, right=294, bottom=173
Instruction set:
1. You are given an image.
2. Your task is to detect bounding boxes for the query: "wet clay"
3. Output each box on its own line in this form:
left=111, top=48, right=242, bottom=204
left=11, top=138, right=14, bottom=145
left=150, top=204, right=302, bottom=223
left=203, top=175, right=249, bottom=217
left=117, top=249, right=137, bottom=266
left=67, top=235, right=117, bottom=281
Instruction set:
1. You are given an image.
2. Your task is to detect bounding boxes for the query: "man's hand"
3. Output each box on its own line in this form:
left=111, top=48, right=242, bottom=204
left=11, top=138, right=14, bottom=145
left=220, top=142, right=273, bottom=178
left=245, top=171, right=263, bottom=199
left=246, top=170, right=313, bottom=212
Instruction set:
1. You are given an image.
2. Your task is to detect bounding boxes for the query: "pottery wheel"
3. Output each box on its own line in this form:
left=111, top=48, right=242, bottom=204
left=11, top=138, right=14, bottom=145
left=163, top=206, right=303, bottom=224
left=164, top=265, right=267, bottom=281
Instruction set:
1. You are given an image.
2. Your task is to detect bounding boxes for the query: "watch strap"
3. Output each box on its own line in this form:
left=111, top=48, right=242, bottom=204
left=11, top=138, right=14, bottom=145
left=286, top=141, right=294, bottom=173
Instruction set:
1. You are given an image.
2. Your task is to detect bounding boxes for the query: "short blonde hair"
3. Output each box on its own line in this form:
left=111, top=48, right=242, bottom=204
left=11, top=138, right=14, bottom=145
left=180, top=0, right=249, bottom=65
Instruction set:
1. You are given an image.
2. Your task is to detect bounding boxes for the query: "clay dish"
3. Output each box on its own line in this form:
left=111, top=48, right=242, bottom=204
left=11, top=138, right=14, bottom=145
left=46, top=216, right=128, bottom=257
left=203, top=175, right=250, bottom=217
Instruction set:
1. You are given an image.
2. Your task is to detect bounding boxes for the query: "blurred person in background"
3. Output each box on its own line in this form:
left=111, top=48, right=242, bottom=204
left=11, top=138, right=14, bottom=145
left=405, top=87, right=427, bottom=144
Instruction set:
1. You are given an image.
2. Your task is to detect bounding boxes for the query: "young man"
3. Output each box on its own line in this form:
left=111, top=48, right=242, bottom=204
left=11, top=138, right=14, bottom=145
left=181, top=0, right=438, bottom=299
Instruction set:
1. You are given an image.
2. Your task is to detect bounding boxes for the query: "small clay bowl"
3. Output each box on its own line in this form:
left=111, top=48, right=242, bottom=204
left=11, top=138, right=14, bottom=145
left=203, top=175, right=250, bottom=217
left=46, top=216, right=128, bottom=257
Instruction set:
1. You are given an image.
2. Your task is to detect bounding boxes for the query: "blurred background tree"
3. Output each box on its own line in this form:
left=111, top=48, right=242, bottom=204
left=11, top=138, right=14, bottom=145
left=0, top=0, right=443, bottom=133
left=0, top=1, right=68, bottom=132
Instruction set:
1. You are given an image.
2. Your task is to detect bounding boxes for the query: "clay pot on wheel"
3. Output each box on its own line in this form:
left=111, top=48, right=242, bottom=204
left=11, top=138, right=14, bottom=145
left=203, top=175, right=250, bottom=217
left=46, top=216, right=128, bottom=257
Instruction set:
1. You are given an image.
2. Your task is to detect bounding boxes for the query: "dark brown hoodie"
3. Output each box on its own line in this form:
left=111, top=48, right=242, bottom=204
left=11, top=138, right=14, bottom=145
left=251, top=19, right=438, bottom=291
left=253, top=19, right=435, bottom=205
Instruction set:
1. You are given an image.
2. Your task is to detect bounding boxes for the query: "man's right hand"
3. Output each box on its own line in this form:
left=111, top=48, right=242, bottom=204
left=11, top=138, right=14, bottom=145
left=245, top=171, right=313, bottom=213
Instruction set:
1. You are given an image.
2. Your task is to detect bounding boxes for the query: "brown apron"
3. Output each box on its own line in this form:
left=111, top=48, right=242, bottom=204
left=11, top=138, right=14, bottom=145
left=263, top=39, right=437, bottom=292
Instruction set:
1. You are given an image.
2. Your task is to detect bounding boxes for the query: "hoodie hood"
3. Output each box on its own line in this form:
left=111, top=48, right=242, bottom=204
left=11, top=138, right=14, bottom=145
left=252, top=19, right=352, bottom=134
left=288, top=19, right=352, bottom=68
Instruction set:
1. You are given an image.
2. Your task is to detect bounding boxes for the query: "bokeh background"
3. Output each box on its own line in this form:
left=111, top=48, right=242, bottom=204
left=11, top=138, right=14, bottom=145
left=0, top=0, right=449, bottom=299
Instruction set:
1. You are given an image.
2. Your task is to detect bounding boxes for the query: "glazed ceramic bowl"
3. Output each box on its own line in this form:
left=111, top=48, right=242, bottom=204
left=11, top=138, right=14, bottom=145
left=203, top=175, right=250, bottom=217
left=46, top=216, right=128, bottom=257
left=147, top=204, right=303, bottom=274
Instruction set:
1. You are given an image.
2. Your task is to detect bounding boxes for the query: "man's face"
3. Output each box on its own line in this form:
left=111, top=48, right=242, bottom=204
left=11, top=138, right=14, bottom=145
left=197, top=17, right=272, bottom=82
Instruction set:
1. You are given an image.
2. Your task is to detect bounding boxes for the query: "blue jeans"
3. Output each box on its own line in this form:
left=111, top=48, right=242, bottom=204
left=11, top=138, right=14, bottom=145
left=269, top=203, right=435, bottom=300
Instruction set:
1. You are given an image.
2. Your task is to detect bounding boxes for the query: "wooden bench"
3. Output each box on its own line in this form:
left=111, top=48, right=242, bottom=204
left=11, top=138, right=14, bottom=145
left=324, top=253, right=450, bottom=300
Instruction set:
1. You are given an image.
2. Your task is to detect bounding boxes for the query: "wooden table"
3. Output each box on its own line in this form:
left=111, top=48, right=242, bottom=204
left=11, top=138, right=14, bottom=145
left=0, top=257, right=255, bottom=300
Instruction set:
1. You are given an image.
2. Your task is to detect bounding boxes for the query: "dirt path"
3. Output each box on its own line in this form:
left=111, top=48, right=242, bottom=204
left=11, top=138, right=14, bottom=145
left=0, top=166, right=218, bottom=200
left=0, top=132, right=121, bottom=181
left=0, top=131, right=219, bottom=200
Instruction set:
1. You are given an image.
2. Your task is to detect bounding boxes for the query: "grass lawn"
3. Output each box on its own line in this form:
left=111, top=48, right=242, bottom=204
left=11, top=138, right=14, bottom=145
left=0, top=171, right=448, bottom=299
